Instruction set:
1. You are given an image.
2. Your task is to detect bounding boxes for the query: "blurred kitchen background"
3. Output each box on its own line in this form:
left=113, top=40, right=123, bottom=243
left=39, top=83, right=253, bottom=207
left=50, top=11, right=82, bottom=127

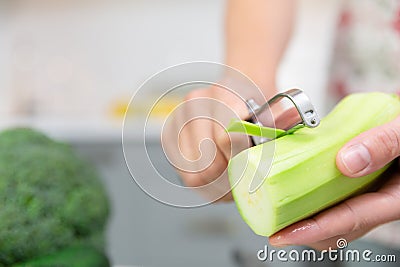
left=0, top=0, right=343, bottom=266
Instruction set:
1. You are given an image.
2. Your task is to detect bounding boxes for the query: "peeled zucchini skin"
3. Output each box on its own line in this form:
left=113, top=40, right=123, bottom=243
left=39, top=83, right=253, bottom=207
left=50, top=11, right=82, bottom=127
left=228, top=92, right=400, bottom=237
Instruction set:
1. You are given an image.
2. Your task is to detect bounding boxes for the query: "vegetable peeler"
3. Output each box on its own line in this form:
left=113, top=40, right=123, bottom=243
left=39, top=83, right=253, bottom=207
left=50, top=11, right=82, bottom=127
left=245, top=88, right=320, bottom=145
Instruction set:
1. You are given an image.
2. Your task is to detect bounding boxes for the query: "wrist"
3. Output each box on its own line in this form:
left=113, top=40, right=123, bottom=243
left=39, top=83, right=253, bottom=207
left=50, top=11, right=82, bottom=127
left=223, top=63, right=278, bottom=99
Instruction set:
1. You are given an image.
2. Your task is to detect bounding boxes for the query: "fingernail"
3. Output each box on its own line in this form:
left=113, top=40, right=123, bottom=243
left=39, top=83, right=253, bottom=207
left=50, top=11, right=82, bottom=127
left=341, top=144, right=371, bottom=174
left=269, top=222, right=318, bottom=246
left=269, top=235, right=290, bottom=247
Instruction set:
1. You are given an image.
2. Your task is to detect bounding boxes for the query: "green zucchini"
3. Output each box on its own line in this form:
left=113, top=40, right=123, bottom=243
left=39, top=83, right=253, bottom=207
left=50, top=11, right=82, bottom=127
left=228, top=92, right=400, bottom=236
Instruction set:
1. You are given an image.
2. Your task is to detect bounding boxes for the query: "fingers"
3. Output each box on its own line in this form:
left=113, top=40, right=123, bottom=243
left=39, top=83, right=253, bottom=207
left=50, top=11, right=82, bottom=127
left=274, top=106, right=301, bottom=130
left=163, top=86, right=250, bottom=202
left=336, top=116, right=400, bottom=177
left=306, top=228, right=372, bottom=251
left=269, top=186, right=400, bottom=248
left=211, top=87, right=251, bottom=159
left=177, top=90, right=228, bottom=187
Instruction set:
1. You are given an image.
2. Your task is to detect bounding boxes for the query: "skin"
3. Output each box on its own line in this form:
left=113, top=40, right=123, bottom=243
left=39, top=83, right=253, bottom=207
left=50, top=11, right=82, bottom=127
left=163, top=0, right=400, bottom=250
left=164, top=0, right=295, bottom=200
left=269, top=116, right=400, bottom=249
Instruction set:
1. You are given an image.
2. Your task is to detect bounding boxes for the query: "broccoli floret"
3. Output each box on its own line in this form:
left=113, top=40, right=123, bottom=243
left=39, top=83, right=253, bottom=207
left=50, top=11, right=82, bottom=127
left=0, top=128, right=110, bottom=266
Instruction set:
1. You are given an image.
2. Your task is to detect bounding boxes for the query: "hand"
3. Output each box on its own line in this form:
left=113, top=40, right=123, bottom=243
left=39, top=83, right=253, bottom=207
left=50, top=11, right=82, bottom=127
left=161, top=85, right=251, bottom=201
left=269, top=115, right=400, bottom=250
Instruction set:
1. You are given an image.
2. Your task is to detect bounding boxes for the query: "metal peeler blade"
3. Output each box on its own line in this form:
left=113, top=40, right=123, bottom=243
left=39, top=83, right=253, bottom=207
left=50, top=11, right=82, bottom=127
left=246, top=88, right=320, bottom=146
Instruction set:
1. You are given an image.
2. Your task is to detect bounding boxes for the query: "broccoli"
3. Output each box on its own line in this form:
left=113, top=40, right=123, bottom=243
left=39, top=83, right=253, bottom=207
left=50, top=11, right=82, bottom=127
left=0, top=128, right=110, bottom=266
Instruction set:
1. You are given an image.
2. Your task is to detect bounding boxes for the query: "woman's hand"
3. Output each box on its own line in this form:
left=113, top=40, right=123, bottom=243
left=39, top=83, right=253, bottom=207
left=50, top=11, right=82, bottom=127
left=269, top=115, right=400, bottom=250
left=162, top=85, right=251, bottom=201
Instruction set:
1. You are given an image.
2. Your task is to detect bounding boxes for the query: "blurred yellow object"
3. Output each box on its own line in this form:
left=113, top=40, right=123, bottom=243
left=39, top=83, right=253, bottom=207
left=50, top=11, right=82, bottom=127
left=110, top=95, right=181, bottom=119
left=149, top=97, right=181, bottom=117
left=110, top=99, right=131, bottom=118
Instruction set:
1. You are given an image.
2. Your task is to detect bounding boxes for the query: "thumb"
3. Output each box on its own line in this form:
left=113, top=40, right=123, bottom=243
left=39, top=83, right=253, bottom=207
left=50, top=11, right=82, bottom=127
left=336, top=116, right=400, bottom=177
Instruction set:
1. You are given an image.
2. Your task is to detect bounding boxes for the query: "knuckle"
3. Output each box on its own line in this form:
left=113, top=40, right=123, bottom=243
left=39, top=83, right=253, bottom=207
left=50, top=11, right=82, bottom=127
left=184, top=89, right=208, bottom=101
left=183, top=92, right=197, bottom=102
left=374, top=127, right=400, bottom=159
left=179, top=161, right=227, bottom=188
left=180, top=172, right=205, bottom=187
left=183, top=177, right=203, bottom=188
left=200, top=161, right=227, bottom=182
left=343, top=202, right=368, bottom=233
left=215, top=130, right=231, bottom=147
